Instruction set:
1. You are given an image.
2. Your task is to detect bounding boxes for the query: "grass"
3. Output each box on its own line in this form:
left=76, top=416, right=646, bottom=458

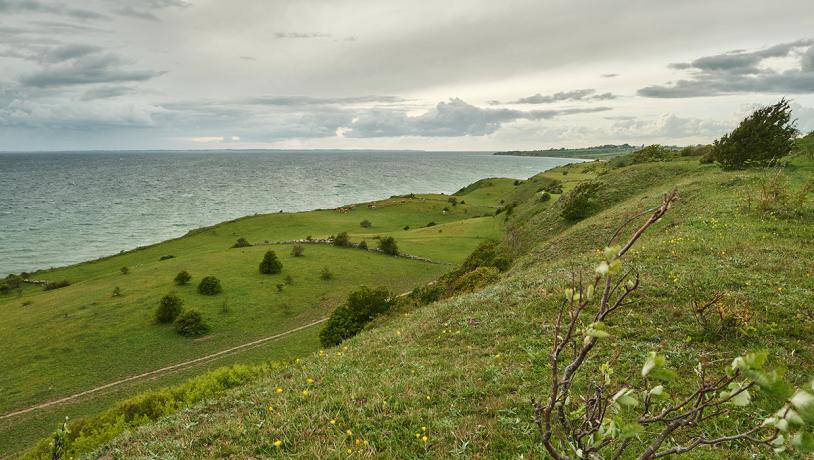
left=81, top=151, right=814, bottom=458
left=0, top=185, right=517, bottom=456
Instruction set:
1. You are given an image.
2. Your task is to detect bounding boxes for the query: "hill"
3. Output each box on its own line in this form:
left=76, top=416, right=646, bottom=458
left=0, top=181, right=532, bottom=456
left=20, top=148, right=813, bottom=458
left=493, top=144, right=639, bottom=159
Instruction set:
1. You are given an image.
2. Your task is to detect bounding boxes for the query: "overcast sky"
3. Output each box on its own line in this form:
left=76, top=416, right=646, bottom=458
left=1, top=0, right=813, bottom=151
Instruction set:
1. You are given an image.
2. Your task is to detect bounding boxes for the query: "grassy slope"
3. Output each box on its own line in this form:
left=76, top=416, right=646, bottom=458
left=0, top=187, right=516, bottom=456
left=93, top=155, right=814, bottom=458
left=493, top=145, right=637, bottom=160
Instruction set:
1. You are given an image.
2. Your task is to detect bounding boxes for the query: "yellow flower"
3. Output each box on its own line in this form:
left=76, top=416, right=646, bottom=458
left=396, top=330, right=401, bottom=336
left=355, top=438, right=362, bottom=445
left=274, top=439, right=282, bottom=447
left=302, top=389, right=310, bottom=397
left=347, top=448, right=353, bottom=454
left=421, top=426, right=427, bottom=432
left=346, top=429, right=353, bottom=436
left=276, top=387, right=284, bottom=394
left=422, top=435, right=428, bottom=442
left=295, top=358, right=301, bottom=363
left=363, top=440, right=369, bottom=446
left=306, top=377, right=315, bottom=384
left=330, top=419, right=336, bottom=425
left=267, top=405, right=273, bottom=412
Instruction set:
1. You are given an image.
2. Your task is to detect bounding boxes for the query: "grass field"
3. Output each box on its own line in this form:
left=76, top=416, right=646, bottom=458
left=0, top=184, right=523, bottom=456
left=80, top=150, right=814, bottom=458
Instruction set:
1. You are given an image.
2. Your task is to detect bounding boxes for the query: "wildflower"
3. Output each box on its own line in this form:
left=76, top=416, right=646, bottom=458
left=355, top=438, right=362, bottom=445
left=347, top=448, right=353, bottom=454
left=302, top=389, right=310, bottom=397
left=422, top=435, right=428, bottom=442
left=276, top=387, right=284, bottom=394
left=346, top=429, right=353, bottom=436
left=267, top=405, right=273, bottom=412
left=274, top=439, right=282, bottom=447
left=295, top=358, right=301, bottom=363
left=330, top=419, right=336, bottom=425
left=306, top=377, right=315, bottom=384
left=422, top=426, right=427, bottom=432
left=396, top=330, right=401, bottom=336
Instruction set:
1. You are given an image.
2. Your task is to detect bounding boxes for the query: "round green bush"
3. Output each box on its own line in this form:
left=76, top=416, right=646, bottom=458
left=156, top=293, right=183, bottom=323
left=378, top=236, right=399, bottom=255
left=174, top=270, right=191, bottom=285
left=174, top=310, right=209, bottom=337
left=259, top=250, right=283, bottom=274
left=197, top=276, right=222, bottom=295
left=319, top=286, right=393, bottom=347
left=560, top=181, right=601, bottom=221
left=333, top=231, right=351, bottom=247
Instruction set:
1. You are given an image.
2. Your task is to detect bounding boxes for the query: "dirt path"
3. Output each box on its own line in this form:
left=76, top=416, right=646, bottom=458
left=0, top=318, right=328, bottom=420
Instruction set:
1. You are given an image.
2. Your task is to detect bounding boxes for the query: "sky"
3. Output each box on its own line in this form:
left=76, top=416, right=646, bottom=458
left=1, top=0, right=813, bottom=151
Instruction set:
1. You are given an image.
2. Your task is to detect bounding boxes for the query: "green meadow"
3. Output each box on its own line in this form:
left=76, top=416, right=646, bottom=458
left=0, top=184, right=520, bottom=456
left=66, top=145, right=814, bottom=459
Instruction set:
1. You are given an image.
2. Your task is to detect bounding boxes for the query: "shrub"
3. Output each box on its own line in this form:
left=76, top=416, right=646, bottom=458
left=358, top=240, right=368, bottom=250
left=403, top=225, right=410, bottom=231
left=174, top=270, right=191, bottom=285
left=359, top=219, right=372, bottom=228
left=560, top=181, right=601, bottom=221
left=747, top=171, right=813, bottom=217
left=120, top=266, right=129, bottom=275
left=320, top=267, right=333, bottom=280
left=319, top=286, right=393, bottom=347
left=43, top=280, right=71, bottom=291
left=155, top=293, right=183, bottom=323
left=174, top=310, right=209, bottom=337
left=276, top=283, right=284, bottom=293
left=378, top=236, right=399, bottom=255
left=629, top=144, right=675, bottom=164
left=159, top=255, right=175, bottom=261
left=232, top=237, right=252, bottom=248
left=284, top=274, right=294, bottom=285
left=451, top=266, right=500, bottom=292
left=4, top=274, right=23, bottom=289
left=0, top=284, right=10, bottom=295
left=197, top=276, right=222, bottom=295
left=333, top=231, right=351, bottom=247
left=291, top=244, right=305, bottom=257
left=112, top=287, right=122, bottom=297
left=425, top=221, right=436, bottom=227
left=412, top=284, right=445, bottom=305
left=539, top=191, right=551, bottom=202
left=258, top=250, right=283, bottom=274
left=712, top=98, right=798, bottom=169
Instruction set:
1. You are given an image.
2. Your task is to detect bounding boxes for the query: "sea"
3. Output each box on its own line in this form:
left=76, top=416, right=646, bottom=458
left=0, top=150, right=580, bottom=276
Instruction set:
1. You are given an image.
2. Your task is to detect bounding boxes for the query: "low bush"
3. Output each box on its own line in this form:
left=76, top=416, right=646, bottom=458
left=174, top=270, right=191, bottom=285
left=333, top=231, right=351, bottom=247
left=712, top=99, right=798, bottom=169
left=291, top=244, right=305, bottom=257
left=378, top=236, right=399, bottom=255
left=450, top=266, right=500, bottom=293
left=320, top=267, right=333, bottom=280
left=112, top=287, right=122, bottom=297
left=425, top=221, right=436, bottom=227
left=629, top=144, right=675, bottom=164
left=174, top=310, right=209, bottom=337
left=358, top=240, right=368, bottom=250
left=197, top=276, right=222, bottom=295
left=259, top=250, right=283, bottom=274
left=26, top=363, right=275, bottom=460
left=319, top=286, right=393, bottom=347
left=539, top=191, right=551, bottom=202
left=232, top=237, right=252, bottom=248
left=560, top=181, right=601, bottom=221
left=159, top=255, right=175, bottom=261
left=43, top=280, right=71, bottom=291
left=360, top=219, right=372, bottom=228
left=120, top=267, right=129, bottom=275
left=746, top=171, right=813, bottom=218
left=155, top=293, right=183, bottom=323
left=0, top=284, right=10, bottom=295
left=412, top=284, right=445, bottom=305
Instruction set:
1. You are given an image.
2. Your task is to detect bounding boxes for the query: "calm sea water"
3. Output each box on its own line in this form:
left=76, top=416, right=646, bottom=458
left=0, top=150, right=578, bottom=276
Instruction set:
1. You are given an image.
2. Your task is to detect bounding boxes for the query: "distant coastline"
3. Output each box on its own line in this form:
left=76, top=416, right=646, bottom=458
left=493, top=144, right=639, bottom=160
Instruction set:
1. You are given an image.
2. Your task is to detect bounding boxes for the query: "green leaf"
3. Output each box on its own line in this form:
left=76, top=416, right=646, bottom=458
left=642, top=352, right=666, bottom=378
left=792, top=430, right=814, bottom=452
left=791, top=391, right=814, bottom=424
left=721, top=382, right=751, bottom=407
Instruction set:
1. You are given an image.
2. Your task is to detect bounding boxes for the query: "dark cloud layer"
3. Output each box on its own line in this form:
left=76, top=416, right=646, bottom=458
left=494, top=89, right=616, bottom=105
left=639, top=39, right=814, bottom=98
left=0, top=0, right=106, bottom=20
left=346, top=98, right=611, bottom=137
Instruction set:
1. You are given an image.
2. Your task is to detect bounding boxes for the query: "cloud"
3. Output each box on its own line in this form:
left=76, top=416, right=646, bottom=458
left=20, top=50, right=164, bottom=87
left=0, top=0, right=106, bottom=20
left=114, top=7, right=159, bottom=21
left=245, top=95, right=404, bottom=106
left=601, top=73, right=618, bottom=78
left=40, top=44, right=101, bottom=63
left=497, top=89, right=616, bottom=105
left=80, top=85, right=136, bottom=100
left=111, top=0, right=189, bottom=21
left=639, top=39, right=814, bottom=98
left=345, top=97, right=611, bottom=137
left=608, top=114, right=730, bottom=139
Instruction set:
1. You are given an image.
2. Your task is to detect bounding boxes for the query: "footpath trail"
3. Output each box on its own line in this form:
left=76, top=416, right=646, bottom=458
left=0, top=318, right=328, bottom=421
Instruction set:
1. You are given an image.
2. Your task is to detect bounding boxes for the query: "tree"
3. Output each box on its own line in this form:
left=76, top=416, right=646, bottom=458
left=319, top=286, right=393, bottom=346
left=174, top=310, right=209, bottom=337
left=560, top=181, right=601, bottom=221
left=197, top=276, right=222, bottom=295
left=360, top=219, right=372, bottom=228
left=156, top=293, right=183, bottom=323
left=174, top=270, right=191, bottom=285
left=378, top=236, right=399, bottom=255
left=232, top=237, right=252, bottom=248
left=259, top=250, right=283, bottom=274
left=712, top=98, right=798, bottom=169
left=333, top=231, right=351, bottom=247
